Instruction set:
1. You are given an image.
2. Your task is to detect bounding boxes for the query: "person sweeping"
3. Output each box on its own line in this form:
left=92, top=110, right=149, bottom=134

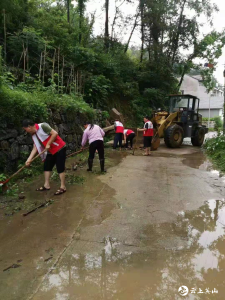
left=81, top=122, right=106, bottom=173
left=137, top=116, right=154, bottom=156
left=113, top=119, right=124, bottom=150
left=123, top=129, right=135, bottom=150
left=22, top=119, right=67, bottom=195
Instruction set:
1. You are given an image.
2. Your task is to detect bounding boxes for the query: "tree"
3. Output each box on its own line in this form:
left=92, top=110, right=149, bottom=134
left=124, top=12, right=139, bottom=53
left=104, top=0, right=109, bottom=51
left=0, top=0, right=225, bottom=121
left=77, top=0, right=87, bottom=44
left=177, top=31, right=225, bottom=89
left=66, top=0, right=70, bottom=24
left=139, top=0, right=145, bottom=63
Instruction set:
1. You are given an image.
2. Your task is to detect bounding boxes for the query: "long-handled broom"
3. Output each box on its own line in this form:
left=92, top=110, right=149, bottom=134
left=0, top=149, right=46, bottom=189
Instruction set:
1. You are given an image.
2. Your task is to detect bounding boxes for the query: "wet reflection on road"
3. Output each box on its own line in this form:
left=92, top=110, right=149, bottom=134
left=34, top=199, right=225, bottom=300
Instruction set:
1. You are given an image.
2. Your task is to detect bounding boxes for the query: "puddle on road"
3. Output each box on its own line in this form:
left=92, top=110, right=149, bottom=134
left=181, top=151, right=225, bottom=183
left=182, top=151, right=213, bottom=171
left=34, top=199, right=225, bottom=300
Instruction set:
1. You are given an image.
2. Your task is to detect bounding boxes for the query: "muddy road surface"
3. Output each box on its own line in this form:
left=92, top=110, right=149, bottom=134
left=0, top=142, right=225, bottom=300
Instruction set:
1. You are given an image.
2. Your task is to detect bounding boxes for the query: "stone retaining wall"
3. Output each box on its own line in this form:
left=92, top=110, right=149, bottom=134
left=0, top=109, right=104, bottom=173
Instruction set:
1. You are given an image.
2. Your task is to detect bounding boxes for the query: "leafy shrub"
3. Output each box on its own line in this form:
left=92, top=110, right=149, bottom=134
left=0, top=84, right=95, bottom=127
left=85, top=75, right=113, bottom=109
left=202, top=117, right=222, bottom=131
left=204, top=134, right=225, bottom=172
left=214, top=116, right=222, bottom=131
left=0, top=85, right=48, bottom=126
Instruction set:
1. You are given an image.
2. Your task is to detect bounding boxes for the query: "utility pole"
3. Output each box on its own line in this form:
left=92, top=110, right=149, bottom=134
left=208, top=94, right=211, bottom=130
left=223, top=68, right=225, bottom=134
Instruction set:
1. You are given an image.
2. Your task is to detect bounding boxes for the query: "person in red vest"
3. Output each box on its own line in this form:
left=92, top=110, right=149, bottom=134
left=22, top=119, right=67, bottom=195
left=123, top=129, right=135, bottom=149
left=137, top=116, right=154, bottom=156
left=113, top=119, right=124, bottom=150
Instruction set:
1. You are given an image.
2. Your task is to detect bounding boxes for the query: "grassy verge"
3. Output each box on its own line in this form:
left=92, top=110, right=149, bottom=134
left=204, top=133, right=225, bottom=173
left=0, top=151, right=87, bottom=214
left=0, top=149, right=90, bottom=215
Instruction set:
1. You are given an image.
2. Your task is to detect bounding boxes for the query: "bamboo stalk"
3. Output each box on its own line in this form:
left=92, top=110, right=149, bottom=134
left=18, top=49, right=24, bottom=68
left=42, top=42, right=46, bottom=82
left=74, top=70, right=76, bottom=94
left=74, top=67, right=76, bottom=93
left=61, top=55, right=64, bottom=93
left=79, top=70, right=82, bottom=95
left=70, top=65, right=73, bottom=93
left=72, top=65, right=75, bottom=93
left=58, top=47, right=60, bottom=93
left=52, top=48, right=56, bottom=81
left=82, top=73, right=85, bottom=95
left=23, top=43, right=26, bottom=82
left=26, top=37, right=29, bottom=71
left=76, top=70, right=79, bottom=94
left=67, top=67, right=72, bottom=93
left=39, top=52, right=43, bottom=81
left=3, top=9, right=6, bottom=62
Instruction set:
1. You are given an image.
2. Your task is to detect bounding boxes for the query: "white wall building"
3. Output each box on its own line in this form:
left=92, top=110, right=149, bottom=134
left=180, top=75, right=224, bottom=118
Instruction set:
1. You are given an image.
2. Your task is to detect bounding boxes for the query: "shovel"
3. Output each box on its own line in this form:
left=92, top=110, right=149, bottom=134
left=132, top=129, right=139, bottom=155
left=66, top=146, right=89, bottom=158
left=0, top=149, right=46, bottom=189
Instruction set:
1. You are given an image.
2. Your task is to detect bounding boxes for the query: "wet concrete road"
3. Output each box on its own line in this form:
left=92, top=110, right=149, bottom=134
left=1, top=142, right=225, bottom=300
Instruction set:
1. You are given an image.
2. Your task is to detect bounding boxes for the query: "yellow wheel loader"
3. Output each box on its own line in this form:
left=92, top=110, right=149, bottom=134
left=151, top=94, right=208, bottom=150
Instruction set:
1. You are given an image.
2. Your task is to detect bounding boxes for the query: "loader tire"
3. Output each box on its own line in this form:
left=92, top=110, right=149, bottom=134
left=191, top=127, right=205, bottom=147
left=164, top=124, right=184, bottom=148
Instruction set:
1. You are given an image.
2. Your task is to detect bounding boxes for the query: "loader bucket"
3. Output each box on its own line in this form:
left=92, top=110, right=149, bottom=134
left=151, top=136, right=160, bottom=151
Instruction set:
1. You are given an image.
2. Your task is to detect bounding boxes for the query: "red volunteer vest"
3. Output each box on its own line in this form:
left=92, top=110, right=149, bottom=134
left=143, top=121, right=153, bottom=137
left=126, top=129, right=134, bottom=136
left=115, top=121, right=124, bottom=133
left=34, top=123, right=66, bottom=155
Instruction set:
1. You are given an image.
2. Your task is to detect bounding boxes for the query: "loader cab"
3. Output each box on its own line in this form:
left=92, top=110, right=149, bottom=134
left=169, top=94, right=199, bottom=116
left=169, top=94, right=201, bottom=138
left=169, top=94, right=200, bottom=124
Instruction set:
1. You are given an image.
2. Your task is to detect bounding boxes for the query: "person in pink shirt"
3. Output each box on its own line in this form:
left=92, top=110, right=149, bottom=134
left=81, top=122, right=106, bottom=172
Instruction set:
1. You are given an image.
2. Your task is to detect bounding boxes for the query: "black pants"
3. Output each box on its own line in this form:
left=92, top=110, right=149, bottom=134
left=126, top=133, right=135, bottom=148
left=44, top=147, right=66, bottom=174
left=89, top=140, right=104, bottom=160
left=113, top=133, right=123, bottom=149
left=143, top=136, right=152, bottom=148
